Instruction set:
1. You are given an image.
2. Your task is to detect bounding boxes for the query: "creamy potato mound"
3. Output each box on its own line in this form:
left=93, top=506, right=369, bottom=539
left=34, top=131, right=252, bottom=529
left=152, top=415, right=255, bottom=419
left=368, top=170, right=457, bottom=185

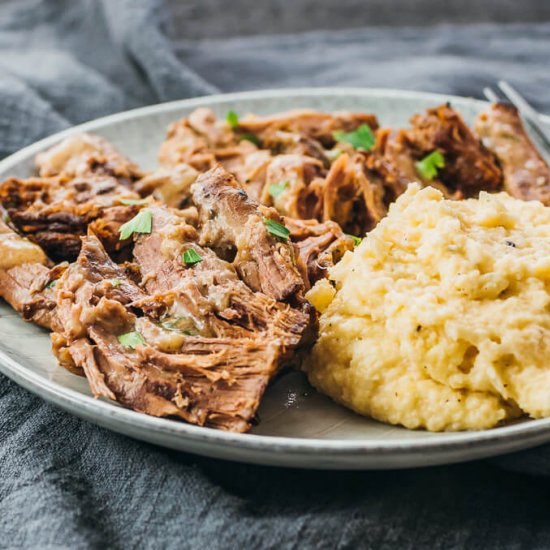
left=304, top=184, right=550, bottom=431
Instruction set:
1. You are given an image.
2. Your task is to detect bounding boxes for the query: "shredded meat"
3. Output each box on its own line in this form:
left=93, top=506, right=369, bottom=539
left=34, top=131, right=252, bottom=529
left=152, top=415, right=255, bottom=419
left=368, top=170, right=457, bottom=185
left=36, top=133, right=143, bottom=185
left=285, top=217, right=354, bottom=287
left=475, top=103, right=550, bottom=204
left=403, top=104, right=502, bottom=196
left=191, top=165, right=305, bottom=301
left=54, top=216, right=310, bottom=431
left=0, top=174, right=141, bottom=261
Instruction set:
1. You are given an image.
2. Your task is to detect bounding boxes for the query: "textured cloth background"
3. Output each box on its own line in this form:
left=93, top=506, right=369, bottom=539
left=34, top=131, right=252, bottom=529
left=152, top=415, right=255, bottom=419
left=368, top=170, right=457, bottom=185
left=2, top=0, right=550, bottom=548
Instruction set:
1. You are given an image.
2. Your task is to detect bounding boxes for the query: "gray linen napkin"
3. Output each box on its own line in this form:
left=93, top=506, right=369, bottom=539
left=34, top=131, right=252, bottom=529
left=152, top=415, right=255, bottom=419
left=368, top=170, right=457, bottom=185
left=2, top=1, right=550, bottom=547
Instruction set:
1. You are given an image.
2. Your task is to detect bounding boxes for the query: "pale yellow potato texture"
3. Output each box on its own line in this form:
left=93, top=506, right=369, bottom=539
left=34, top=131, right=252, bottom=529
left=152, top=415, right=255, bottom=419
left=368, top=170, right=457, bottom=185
left=305, top=184, right=550, bottom=431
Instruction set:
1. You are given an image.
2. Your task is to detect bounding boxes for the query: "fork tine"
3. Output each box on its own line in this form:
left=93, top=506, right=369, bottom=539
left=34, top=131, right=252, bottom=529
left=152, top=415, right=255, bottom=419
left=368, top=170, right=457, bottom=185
left=497, top=80, right=550, bottom=159
left=483, top=87, right=500, bottom=103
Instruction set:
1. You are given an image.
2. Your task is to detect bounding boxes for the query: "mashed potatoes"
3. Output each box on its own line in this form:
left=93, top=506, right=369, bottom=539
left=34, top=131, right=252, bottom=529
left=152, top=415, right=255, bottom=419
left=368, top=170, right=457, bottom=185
left=304, top=184, right=550, bottom=431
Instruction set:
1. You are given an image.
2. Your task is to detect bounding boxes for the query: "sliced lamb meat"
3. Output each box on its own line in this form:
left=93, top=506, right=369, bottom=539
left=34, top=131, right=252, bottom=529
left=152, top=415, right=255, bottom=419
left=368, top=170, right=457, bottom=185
left=237, top=109, right=379, bottom=147
left=0, top=174, right=141, bottom=261
left=35, top=133, right=143, bottom=185
left=0, top=262, right=58, bottom=329
left=191, top=165, right=305, bottom=301
left=285, top=218, right=354, bottom=286
left=403, top=104, right=502, bottom=196
left=260, top=154, right=326, bottom=220
left=133, top=205, right=310, bottom=348
left=55, top=219, right=310, bottom=432
left=475, top=103, right=550, bottom=204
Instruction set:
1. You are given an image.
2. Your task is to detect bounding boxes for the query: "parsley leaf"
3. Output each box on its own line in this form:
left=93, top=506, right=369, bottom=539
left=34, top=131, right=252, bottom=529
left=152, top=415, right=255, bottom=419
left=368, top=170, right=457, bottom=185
left=119, top=198, right=149, bottom=206
left=415, top=151, right=445, bottom=181
left=268, top=181, right=289, bottom=199
left=46, top=280, right=57, bottom=289
left=348, top=235, right=362, bottom=247
left=239, top=132, right=260, bottom=147
left=333, top=124, right=375, bottom=151
left=182, top=248, right=203, bottom=265
left=227, top=110, right=239, bottom=128
left=119, top=210, right=153, bottom=240
left=117, top=331, right=145, bottom=349
left=111, top=279, right=122, bottom=287
left=264, top=218, right=290, bottom=241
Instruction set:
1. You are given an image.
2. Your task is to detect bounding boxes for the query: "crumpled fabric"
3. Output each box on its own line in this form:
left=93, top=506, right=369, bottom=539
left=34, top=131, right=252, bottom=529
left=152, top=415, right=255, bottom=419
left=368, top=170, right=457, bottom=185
left=2, top=0, right=550, bottom=547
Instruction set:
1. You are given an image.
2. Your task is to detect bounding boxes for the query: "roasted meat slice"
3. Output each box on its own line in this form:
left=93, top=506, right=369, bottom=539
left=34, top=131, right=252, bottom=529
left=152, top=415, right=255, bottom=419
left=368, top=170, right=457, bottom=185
left=285, top=218, right=354, bottom=286
left=35, top=133, right=144, bottom=185
left=403, top=104, right=502, bottom=196
left=0, top=174, right=141, bottom=261
left=237, top=109, right=379, bottom=147
left=475, top=103, right=550, bottom=205
left=55, top=219, right=310, bottom=432
left=191, top=165, right=305, bottom=301
left=0, top=217, right=58, bottom=328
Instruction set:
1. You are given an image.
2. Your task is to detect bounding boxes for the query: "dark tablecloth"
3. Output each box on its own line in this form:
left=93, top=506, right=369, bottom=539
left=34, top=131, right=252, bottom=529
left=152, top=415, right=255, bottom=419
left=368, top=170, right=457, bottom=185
left=2, top=1, right=550, bottom=548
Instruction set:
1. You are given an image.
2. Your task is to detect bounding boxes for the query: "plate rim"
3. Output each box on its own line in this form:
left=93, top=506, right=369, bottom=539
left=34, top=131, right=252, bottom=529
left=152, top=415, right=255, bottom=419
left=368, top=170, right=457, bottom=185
left=2, top=86, right=550, bottom=459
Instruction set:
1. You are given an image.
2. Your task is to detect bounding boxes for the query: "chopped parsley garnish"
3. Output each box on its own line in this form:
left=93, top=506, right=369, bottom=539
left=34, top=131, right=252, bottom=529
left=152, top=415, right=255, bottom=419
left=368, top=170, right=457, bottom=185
left=111, top=279, right=122, bottom=287
left=348, top=235, right=362, bottom=247
left=333, top=124, right=375, bottom=151
left=119, top=210, right=153, bottom=240
left=415, top=151, right=445, bottom=181
left=119, top=198, right=149, bottom=206
left=46, top=280, right=57, bottom=289
left=264, top=218, right=290, bottom=241
left=227, top=110, right=239, bottom=128
left=239, top=132, right=260, bottom=147
left=268, top=181, right=289, bottom=199
left=182, top=248, right=203, bottom=265
left=117, top=331, right=145, bottom=349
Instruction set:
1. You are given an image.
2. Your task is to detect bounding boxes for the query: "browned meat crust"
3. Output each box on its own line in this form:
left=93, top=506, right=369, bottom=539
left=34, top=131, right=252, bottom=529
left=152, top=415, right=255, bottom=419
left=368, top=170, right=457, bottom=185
left=403, top=104, right=502, bottom=196
left=0, top=174, right=142, bottom=261
left=475, top=103, right=550, bottom=204
left=191, top=165, right=305, bottom=301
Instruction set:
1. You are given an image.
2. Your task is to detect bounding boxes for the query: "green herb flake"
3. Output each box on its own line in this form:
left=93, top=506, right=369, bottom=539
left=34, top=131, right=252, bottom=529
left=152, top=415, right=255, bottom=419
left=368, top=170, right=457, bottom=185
left=46, top=280, right=57, bottom=289
left=264, top=218, right=290, bottom=241
left=117, top=331, right=145, bottom=349
left=182, top=248, right=203, bottom=266
left=119, top=210, right=153, bottom=241
left=119, top=198, right=149, bottom=206
left=111, top=279, right=122, bottom=287
left=239, top=132, right=260, bottom=147
left=268, top=181, right=289, bottom=199
left=348, top=235, right=362, bottom=247
left=227, top=110, right=239, bottom=128
left=333, top=124, right=375, bottom=151
left=415, top=151, right=445, bottom=181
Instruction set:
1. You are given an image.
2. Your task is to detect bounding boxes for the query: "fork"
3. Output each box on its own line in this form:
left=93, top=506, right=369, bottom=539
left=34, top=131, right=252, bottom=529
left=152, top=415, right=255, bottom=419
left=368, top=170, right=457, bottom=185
left=483, top=80, right=550, bottom=166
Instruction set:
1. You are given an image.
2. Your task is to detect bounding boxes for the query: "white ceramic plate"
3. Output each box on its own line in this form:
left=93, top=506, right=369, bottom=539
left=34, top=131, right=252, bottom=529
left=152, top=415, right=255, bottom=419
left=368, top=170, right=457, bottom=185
left=2, top=88, right=550, bottom=470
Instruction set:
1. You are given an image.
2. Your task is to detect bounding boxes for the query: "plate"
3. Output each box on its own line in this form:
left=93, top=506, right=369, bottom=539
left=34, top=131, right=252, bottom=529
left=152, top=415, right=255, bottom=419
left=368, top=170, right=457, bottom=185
left=2, top=87, right=550, bottom=470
